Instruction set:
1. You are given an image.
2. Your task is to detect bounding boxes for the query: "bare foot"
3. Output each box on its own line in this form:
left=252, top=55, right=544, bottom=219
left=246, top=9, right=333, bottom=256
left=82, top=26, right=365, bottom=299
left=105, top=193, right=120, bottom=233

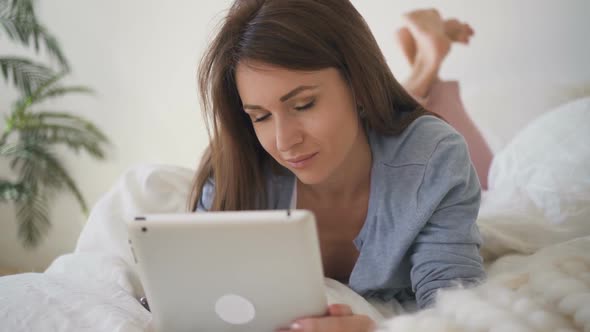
left=402, top=9, right=451, bottom=68
left=396, top=12, right=474, bottom=66
left=395, top=27, right=417, bottom=66
left=399, top=9, right=474, bottom=98
left=444, top=18, right=474, bottom=44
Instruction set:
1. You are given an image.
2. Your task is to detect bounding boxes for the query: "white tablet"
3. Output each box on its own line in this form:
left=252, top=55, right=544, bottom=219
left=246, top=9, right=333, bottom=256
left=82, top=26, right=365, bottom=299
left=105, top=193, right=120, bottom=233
left=127, top=210, right=327, bottom=332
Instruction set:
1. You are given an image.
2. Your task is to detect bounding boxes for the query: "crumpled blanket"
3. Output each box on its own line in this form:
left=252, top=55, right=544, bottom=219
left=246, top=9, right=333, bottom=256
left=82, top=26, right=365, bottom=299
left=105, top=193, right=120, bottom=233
left=1, top=164, right=589, bottom=331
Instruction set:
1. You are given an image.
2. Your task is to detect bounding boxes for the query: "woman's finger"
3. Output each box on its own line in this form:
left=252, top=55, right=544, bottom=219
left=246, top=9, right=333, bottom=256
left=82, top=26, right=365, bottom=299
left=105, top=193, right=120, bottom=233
left=296, top=314, right=376, bottom=332
left=327, top=303, right=354, bottom=316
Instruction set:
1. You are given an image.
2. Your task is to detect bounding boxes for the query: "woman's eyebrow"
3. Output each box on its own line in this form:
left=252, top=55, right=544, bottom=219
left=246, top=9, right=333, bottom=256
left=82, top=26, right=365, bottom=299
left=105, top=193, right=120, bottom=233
left=243, top=85, right=318, bottom=110
left=279, top=85, right=318, bottom=102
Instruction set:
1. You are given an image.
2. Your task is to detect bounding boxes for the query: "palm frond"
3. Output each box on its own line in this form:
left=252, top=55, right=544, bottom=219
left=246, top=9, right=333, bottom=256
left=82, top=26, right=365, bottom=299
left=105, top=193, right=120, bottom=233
left=29, top=84, right=94, bottom=109
left=24, top=141, right=87, bottom=213
left=0, top=56, right=54, bottom=96
left=0, top=12, right=35, bottom=45
left=13, top=71, right=66, bottom=112
left=0, top=0, right=11, bottom=14
left=0, top=141, right=62, bottom=189
left=17, top=142, right=65, bottom=190
left=16, top=110, right=109, bottom=143
left=11, top=71, right=94, bottom=114
left=0, top=14, right=23, bottom=40
left=0, top=179, right=28, bottom=201
left=15, top=192, right=50, bottom=247
left=4, top=0, right=35, bottom=21
left=35, top=112, right=109, bottom=141
left=0, top=0, right=68, bottom=69
left=20, top=121, right=109, bottom=159
left=1, top=140, right=88, bottom=213
left=27, top=69, right=65, bottom=93
left=36, top=85, right=93, bottom=102
left=35, top=25, right=68, bottom=69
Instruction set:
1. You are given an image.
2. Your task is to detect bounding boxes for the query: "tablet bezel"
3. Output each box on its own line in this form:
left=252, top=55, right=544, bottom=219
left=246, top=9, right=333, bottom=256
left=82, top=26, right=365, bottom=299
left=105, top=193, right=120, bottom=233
left=128, top=210, right=327, bottom=332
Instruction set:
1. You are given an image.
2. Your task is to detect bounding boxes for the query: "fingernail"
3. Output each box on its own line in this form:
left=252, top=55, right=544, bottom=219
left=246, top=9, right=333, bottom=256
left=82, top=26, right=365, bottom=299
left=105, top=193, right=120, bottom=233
left=290, top=322, right=302, bottom=330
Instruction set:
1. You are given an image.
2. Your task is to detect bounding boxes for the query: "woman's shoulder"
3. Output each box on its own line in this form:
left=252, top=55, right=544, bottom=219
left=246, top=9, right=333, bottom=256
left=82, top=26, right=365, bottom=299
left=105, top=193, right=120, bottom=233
left=370, top=115, right=466, bottom=167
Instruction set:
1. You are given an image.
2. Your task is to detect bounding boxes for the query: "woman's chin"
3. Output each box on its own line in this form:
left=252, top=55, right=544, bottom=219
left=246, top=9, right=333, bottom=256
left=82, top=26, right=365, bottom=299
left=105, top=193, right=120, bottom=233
left=291, top=168, right=328, bottom=186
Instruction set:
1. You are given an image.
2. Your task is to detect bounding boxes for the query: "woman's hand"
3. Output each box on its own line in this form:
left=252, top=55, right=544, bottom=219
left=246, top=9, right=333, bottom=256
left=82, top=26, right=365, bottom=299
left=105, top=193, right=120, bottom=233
left=277, top=304, right=376, bottom=332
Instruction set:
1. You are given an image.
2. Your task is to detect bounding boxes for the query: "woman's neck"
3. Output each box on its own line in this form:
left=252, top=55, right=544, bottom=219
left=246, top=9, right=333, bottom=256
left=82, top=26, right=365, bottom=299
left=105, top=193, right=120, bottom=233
left=298, top=126, right=372, bottom=203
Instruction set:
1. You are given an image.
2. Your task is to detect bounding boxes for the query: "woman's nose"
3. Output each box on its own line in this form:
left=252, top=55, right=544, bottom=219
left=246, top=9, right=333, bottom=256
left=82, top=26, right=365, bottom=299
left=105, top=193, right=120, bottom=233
left=275, top=115, right=303, bottom=152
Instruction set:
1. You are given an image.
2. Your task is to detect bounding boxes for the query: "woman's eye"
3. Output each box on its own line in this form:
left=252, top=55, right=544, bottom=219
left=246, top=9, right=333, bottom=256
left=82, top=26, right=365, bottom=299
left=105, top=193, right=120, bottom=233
left=251, top=100, right=314, bottom=123
left=294, top=100, right=315, bottom=111
left=253, top=113, right=271, bottom=123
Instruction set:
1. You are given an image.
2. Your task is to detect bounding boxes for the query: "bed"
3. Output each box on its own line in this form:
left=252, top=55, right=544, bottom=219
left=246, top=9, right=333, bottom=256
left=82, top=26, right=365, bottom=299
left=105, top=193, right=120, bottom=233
left=1, top=86, right=589, bottom=331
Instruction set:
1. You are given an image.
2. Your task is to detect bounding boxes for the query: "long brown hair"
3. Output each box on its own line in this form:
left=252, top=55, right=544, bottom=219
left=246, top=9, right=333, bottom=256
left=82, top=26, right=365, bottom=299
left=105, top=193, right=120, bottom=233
left=189, top=0, right=430, bottom=212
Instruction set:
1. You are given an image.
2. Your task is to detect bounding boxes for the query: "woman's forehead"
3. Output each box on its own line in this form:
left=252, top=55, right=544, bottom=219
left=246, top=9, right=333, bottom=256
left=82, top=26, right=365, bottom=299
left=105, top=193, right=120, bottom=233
left=236, top=61, right=335, bottom=80
left=235, top=61, right=339, bottom=97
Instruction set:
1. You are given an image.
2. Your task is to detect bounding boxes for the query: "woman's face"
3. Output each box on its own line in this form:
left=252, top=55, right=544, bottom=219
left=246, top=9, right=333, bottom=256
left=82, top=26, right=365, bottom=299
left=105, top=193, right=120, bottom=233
left=235, top=61, right=363, bottom=185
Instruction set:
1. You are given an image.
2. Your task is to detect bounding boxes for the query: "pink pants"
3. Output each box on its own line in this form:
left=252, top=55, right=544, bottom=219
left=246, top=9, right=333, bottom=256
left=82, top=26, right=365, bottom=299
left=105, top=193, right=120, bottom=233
left=419, top=80, right=493, bottom=190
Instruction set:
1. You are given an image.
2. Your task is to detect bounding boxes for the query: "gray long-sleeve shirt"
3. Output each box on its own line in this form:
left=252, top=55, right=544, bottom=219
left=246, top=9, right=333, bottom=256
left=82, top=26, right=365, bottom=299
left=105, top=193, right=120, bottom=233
left=197, top=115, right=486, bottom=309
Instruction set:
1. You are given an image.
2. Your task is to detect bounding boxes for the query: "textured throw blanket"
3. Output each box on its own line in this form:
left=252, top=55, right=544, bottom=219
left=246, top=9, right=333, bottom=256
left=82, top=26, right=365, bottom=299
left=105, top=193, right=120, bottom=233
left=1, top=164, right=589, bottom=332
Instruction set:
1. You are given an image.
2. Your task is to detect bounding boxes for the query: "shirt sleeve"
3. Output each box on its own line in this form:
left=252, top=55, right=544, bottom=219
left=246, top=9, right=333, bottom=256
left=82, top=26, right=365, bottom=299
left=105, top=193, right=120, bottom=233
left=195, top=177, right=215, bottom=212
left=410, top=132, right=486, bottom=309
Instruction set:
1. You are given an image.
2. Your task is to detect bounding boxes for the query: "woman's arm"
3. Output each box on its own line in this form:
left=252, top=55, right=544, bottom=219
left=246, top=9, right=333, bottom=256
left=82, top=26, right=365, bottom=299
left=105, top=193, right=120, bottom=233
left=410, top=131, right=486, bottom=308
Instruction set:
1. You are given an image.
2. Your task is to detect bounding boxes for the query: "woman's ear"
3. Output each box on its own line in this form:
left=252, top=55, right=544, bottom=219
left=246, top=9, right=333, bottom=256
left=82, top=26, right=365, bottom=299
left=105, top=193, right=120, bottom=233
left=357, top=105, right=366, bottom=119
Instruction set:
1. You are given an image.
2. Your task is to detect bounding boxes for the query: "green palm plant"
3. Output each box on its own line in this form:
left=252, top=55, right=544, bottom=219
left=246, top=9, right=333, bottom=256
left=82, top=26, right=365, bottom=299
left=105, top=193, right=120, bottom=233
left=1, top=0, right=109, bottom=247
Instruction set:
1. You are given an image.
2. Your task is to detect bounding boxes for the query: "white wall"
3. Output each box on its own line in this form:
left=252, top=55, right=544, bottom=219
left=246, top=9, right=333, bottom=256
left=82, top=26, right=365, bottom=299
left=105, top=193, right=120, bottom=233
left=1, top=0, right=589, bottom=271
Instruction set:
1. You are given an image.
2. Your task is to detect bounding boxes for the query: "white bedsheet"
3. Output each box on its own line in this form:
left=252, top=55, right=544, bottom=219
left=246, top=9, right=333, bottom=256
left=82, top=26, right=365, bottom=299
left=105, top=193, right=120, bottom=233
left=1, top=162, right=589, bottom=332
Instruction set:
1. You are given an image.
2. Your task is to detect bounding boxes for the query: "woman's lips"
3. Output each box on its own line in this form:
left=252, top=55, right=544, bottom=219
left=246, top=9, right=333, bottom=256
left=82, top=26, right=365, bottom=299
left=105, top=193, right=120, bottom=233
left=285, top=152, right=318, bottom=169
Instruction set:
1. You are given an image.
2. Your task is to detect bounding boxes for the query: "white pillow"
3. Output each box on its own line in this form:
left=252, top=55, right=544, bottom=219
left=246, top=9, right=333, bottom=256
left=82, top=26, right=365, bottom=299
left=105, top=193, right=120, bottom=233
left=488, top=97, right=590, bottom=224
left=462, top=79, right=590, bottom=153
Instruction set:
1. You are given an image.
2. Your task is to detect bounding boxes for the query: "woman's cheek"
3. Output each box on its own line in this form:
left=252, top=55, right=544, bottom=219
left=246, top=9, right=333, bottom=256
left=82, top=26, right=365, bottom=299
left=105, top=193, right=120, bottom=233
left=255, top=125, right=279, bottom=157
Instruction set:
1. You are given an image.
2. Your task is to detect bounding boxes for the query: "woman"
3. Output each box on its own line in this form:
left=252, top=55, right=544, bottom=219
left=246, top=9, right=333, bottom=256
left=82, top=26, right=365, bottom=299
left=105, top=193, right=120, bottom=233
left=190, top=1, right=486, bottom=331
